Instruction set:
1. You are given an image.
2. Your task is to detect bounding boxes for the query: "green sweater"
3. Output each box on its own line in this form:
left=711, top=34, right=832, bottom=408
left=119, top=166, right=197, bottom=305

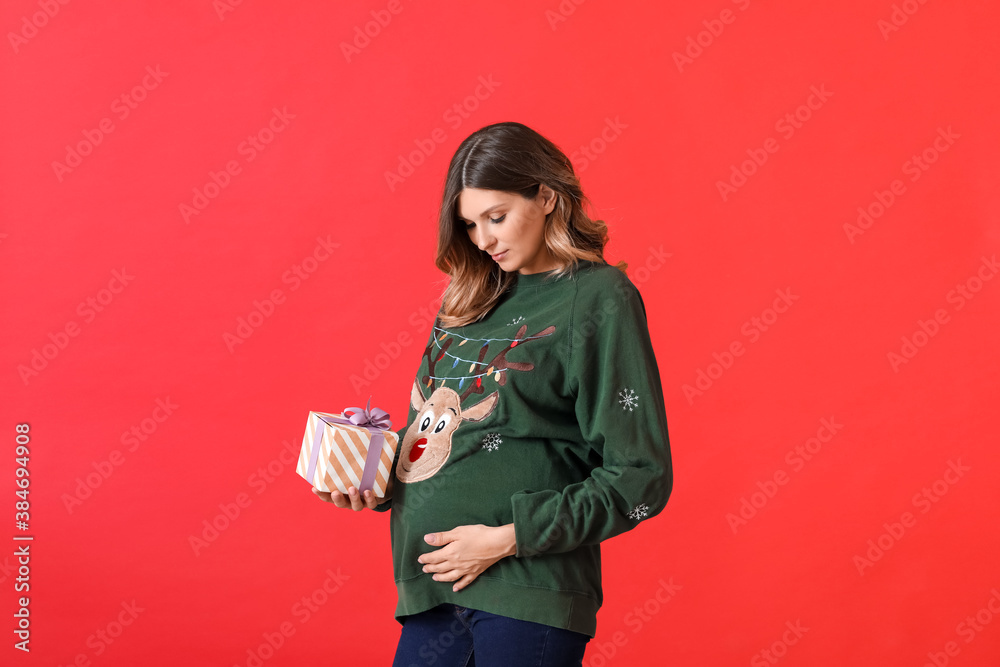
left=373, top=259, right=672, bottom=637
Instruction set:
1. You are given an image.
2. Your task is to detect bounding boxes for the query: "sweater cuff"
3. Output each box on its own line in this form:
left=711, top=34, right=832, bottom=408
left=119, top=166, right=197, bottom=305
left=510, top=489, right=569, bottom=558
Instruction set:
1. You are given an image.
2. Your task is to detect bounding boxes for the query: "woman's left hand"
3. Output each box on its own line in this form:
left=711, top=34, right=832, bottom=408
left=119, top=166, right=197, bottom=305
left=418, top=523, right=517, bottom=592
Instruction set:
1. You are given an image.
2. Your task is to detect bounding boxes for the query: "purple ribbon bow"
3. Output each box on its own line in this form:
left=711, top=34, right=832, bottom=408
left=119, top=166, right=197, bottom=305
left=306, top=396, right=393, bottom=494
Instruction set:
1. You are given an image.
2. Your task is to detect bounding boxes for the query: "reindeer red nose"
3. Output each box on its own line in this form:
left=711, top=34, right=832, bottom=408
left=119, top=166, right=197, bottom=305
left=409, top=437, right=428, bottom=462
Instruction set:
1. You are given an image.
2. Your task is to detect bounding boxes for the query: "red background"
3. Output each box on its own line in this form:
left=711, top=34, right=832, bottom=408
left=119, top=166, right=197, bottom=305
left=3, top=1, right=999, bottom=665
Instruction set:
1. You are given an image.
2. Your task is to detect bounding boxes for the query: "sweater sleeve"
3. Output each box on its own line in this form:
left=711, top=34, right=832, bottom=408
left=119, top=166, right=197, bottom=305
left=510, top=274, right=673, bottom=556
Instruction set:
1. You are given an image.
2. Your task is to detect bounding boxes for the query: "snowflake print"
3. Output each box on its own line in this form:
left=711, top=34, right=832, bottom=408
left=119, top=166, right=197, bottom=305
left=481, top=432, right=502, bottom=452
left=628, top=503, right=649, bottom=520
left=619, top=387, right=639, bottom=412
left=507, top=315, right=525, bottom=326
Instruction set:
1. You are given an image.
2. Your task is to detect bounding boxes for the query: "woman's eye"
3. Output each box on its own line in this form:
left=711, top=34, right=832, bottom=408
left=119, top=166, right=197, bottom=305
left=464, top=214, right=505, bottom=230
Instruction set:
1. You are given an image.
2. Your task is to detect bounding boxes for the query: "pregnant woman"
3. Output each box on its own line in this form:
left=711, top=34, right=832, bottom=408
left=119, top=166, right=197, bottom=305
left=314, top=121, right=673, bottom=666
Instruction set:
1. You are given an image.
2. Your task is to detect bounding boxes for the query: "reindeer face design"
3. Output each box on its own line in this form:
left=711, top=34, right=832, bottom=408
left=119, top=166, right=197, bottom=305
left=396, top=384, right=498, bottom=483
left=395, top=319, right=555, bottom=484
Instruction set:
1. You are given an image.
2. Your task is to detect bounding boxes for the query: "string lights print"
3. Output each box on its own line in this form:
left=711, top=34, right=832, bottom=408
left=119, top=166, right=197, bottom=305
left=425, top=321, right=555, bottom=392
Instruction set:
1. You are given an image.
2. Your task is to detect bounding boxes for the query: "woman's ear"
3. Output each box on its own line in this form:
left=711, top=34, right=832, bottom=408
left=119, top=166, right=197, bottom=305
left=538, top=183, right=558, bottom=216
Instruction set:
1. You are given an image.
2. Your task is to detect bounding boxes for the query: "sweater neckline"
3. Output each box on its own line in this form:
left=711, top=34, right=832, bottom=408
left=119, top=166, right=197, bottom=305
left=512, top=259, right=605, bottom=289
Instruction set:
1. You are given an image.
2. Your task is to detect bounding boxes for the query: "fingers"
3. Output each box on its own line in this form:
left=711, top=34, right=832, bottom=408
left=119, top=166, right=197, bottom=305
left=312, top=487, right=341, bottom=506
left=312, top=487, right=354, bottom=509
left=453, top=573, right=477, bottom=592
left=313, top=485, right=381, bottom=511
left=417, top=549, right=482, bottom=589
left=428, top=569, right=480, bottom=593
left=331, top=490, right=353, bottom=508
left=428, top=568, right=462, bottom=583
left=425, top=529, right=454, bottom=546
left=346, top=486, right=366, bottom=511
left=363, top=489, right=382, bottom=510
left=418, top=547, right=450, bottom=566
left=420, top=554, right=462, bottom=581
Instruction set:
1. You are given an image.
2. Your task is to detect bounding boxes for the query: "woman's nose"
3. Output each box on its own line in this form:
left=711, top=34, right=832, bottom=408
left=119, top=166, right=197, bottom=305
left=472, top=226, right=494, bottom=251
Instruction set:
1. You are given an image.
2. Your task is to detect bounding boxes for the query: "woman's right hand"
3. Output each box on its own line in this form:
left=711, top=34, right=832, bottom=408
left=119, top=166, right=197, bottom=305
left=312, top=476, right=393, bottom=511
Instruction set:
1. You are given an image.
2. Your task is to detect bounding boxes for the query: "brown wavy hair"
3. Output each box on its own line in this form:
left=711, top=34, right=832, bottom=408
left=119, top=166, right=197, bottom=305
left=434, top=121, right=627, bottom=327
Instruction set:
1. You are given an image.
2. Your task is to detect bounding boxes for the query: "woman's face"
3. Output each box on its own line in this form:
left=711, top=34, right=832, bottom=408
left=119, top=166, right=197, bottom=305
left=457, top=185, right=560, bottom=275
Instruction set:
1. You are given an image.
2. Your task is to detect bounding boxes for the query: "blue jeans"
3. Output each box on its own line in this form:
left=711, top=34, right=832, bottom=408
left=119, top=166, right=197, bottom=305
left=391, top=603, right=591, bottom=667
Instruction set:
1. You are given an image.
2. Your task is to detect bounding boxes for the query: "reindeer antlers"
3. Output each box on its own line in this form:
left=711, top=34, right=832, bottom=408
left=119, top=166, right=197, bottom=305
left=417, top=320, right=556, bottom=402
left=419, top=317, right=451, bottom=394
left=463, top=323, right=556, bottom=401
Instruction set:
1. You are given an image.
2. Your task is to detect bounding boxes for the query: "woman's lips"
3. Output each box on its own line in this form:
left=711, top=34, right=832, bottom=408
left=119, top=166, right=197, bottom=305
left=492, top=250, right=508, bottom=261
left=409, top=437, right=428, bottom=462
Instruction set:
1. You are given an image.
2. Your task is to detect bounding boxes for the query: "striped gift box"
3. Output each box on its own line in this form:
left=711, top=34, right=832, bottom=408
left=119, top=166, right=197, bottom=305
left=296, top=410, right=398, bottom=497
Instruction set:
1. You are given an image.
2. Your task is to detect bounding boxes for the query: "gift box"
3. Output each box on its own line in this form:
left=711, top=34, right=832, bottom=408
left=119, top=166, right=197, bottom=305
left=296, top=398, right=398, bottom=497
